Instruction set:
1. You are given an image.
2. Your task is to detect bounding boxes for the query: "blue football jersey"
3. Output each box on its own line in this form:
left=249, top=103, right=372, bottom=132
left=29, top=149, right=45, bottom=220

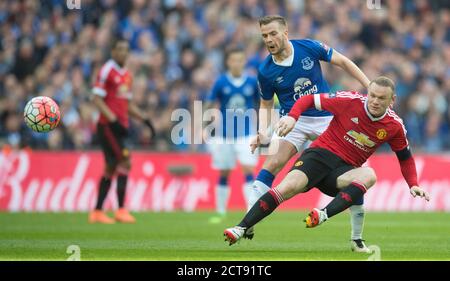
left=258, top=39, right=334, bottom=117
left=207, top=73, right=259, bottom=138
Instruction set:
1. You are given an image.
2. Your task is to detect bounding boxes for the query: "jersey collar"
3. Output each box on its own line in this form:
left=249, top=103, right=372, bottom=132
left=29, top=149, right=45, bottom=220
left=364, top=99, right=387, bottom=121
left=272, top=41, right=294, bottom=67
left=109, top=59, right=127, bottom=75
left=226, top=72, right=247, bottom=88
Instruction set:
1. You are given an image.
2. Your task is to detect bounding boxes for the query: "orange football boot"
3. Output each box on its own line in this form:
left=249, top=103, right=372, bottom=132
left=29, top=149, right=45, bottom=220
left=89, top=210, right=115, bottom=224
left=115, top=208, right=136, bottom=223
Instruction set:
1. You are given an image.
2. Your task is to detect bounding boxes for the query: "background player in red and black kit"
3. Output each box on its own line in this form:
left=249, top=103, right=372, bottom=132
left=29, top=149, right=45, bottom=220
left=89, top=38, right=155, bottom=224
left=224, top=76, right=430, bottom=245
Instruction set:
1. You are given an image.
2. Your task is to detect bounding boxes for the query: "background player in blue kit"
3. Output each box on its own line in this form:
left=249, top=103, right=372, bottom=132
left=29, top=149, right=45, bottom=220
left=247, top=15, right=372, bottom=252
left=205, top=47, right=260, bottom=224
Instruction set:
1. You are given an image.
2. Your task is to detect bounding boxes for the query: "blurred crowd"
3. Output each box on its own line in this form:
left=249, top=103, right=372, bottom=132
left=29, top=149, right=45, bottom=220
left=0, top=0, right=449, bottom=153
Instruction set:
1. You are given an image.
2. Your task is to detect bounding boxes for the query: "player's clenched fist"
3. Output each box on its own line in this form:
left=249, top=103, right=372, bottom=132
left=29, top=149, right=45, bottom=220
left=276, top=116, right=296, bottom=137
left=250, top=132, right=270, bottom=154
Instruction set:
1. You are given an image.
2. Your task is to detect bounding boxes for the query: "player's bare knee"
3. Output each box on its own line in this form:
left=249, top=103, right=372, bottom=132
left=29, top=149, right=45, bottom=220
left=362, top=167, right=377, bottom=189
left=277, top=170, right=308, bottom=199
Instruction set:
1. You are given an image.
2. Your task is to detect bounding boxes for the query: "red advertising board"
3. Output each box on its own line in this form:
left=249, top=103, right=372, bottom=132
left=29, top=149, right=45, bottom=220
left=0, top=151, right=449, bottom=212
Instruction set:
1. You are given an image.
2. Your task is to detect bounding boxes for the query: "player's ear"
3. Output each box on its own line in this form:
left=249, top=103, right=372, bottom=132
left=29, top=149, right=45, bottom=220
left=390, top=94, right=396, bottom=108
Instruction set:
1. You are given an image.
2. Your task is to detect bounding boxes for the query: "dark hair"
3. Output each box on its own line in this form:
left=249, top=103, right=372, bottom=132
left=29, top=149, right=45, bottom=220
left=370, top=76, right=396, bottom=96
left=111, top=37, right=128, bottom=49
left=224, top=47, right=244, bottom=62
left=258, top=15, right=287, bottom=27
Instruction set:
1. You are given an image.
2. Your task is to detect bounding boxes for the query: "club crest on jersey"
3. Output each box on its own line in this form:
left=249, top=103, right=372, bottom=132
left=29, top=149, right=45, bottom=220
left=118, top=85, right=132, bottom=99
left=294, top=160, right=303, bottom=167
left=346, top=130, right=375, bottom=148
left=301, top=57, right=314, bottom=70
left=376, top=128, right=387, bottom=140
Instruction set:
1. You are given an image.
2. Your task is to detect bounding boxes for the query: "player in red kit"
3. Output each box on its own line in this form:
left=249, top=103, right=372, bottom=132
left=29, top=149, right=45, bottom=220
left=224, top=76, right=430, bottom=246
left=89, top=38, right=155, bottom=224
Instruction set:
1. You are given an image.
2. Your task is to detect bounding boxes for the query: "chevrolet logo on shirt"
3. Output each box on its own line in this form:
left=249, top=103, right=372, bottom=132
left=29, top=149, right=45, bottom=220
left=346, top=130, right=375, bottom=148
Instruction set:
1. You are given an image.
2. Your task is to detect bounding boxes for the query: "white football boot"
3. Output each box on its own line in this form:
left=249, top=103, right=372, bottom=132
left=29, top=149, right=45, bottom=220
left=223, top=226, right=246, bottom=245
left=350, top=239, right=373, bottom=253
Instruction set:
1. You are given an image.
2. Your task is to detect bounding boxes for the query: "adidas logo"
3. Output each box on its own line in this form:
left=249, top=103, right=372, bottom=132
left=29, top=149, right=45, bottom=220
left=351, top=117, right=359, bottom=124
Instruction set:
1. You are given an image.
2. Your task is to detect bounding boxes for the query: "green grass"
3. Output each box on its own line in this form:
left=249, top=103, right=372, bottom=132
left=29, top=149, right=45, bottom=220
left=0, top=211, right=449, bottom=260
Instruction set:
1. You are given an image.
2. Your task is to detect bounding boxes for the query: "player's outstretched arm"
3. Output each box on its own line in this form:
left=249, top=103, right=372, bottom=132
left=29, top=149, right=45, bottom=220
left=276, top=94, right=316, bottom=137
left=395, top=147, right=430, bottom=202
left=330, top=50, right=370, bottom=89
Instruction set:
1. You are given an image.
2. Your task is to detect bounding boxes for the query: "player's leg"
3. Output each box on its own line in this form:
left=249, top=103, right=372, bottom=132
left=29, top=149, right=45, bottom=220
left=244, top=123, right=307, bottom=239
left=247, top=139, right=297, bottom=209
left=235, top=136, right=259, bottom=210
left=313, top=165, right=371, bottom=252
left=89, top=124, right=117, bottom=224
left=247, top=121, right=307, bottom=211
left=209, top=169, right=232, bottom=223
left=325, top=167, right=376, bottom=218
left=208, top=138, right=235, bottom=223
left=338, top=168, right=375, bottom=252
left=224, top=169, right=309, bottom=245
left=348, top=197, right=371, bottom=253
left=224, top=149, right=329, bottom=245
left=114, top=152, right=136, bottom=223
left=95, top=164, right=115, bottom=210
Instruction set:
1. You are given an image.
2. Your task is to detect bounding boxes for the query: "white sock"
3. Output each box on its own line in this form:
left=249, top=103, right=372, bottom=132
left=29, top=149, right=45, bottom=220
left=247, top=180, right=271, bottom=211
left=216, top=185, right=230, bottom=215
left=242, top=182, right=253, bottom=211
left=349, top=205, right=365, bottom=240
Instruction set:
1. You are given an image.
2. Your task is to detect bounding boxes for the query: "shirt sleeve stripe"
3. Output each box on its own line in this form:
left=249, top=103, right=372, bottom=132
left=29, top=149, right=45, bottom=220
left=314, top=94, right=322, bottom=110
left=92, top=87, right=107, bottom=97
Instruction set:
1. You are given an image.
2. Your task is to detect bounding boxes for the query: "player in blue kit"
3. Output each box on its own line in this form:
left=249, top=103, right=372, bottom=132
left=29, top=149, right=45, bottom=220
left=247, top=15, right=372, bottom=253
left=205, top=47, right=260, bottom=224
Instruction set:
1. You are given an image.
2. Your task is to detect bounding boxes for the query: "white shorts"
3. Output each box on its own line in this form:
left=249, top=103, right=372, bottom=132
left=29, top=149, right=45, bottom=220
left=272, top=115, right=333, bottom=152
left=207, top=136, right=258, bottom=170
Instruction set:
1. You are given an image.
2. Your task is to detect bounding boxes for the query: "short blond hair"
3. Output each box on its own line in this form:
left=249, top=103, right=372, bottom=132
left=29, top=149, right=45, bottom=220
left=370, top=76, right=396, bottom=96
left=258, top=15, right=287, bottom=27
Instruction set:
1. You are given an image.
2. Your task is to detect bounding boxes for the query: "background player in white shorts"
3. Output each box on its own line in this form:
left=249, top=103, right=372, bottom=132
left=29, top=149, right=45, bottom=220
left=205, top=47, right=259, bottom=223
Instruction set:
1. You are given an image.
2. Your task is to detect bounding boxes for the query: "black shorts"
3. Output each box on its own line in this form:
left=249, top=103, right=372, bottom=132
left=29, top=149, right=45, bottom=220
left=290, top=147, right=354, bottom=197
left=97, top=123, right=129, bottom=167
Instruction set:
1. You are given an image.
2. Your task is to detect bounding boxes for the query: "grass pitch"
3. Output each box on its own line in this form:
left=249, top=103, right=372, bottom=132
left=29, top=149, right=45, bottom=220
left=0, top=211, right=448, bottom=261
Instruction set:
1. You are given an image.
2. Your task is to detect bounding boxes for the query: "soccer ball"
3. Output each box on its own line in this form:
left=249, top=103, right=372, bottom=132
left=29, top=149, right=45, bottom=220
left=23, top=96, right=61, bottom=133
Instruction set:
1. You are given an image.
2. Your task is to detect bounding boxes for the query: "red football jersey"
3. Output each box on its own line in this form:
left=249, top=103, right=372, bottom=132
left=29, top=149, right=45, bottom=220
left=92, top=59, right=132, bottom=128
left=309, top=91, right=408, bottom=167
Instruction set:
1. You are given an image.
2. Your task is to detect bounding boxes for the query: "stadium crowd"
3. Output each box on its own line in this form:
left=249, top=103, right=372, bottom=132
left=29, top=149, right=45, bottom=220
left=0, top=0, right=449, bottom=152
